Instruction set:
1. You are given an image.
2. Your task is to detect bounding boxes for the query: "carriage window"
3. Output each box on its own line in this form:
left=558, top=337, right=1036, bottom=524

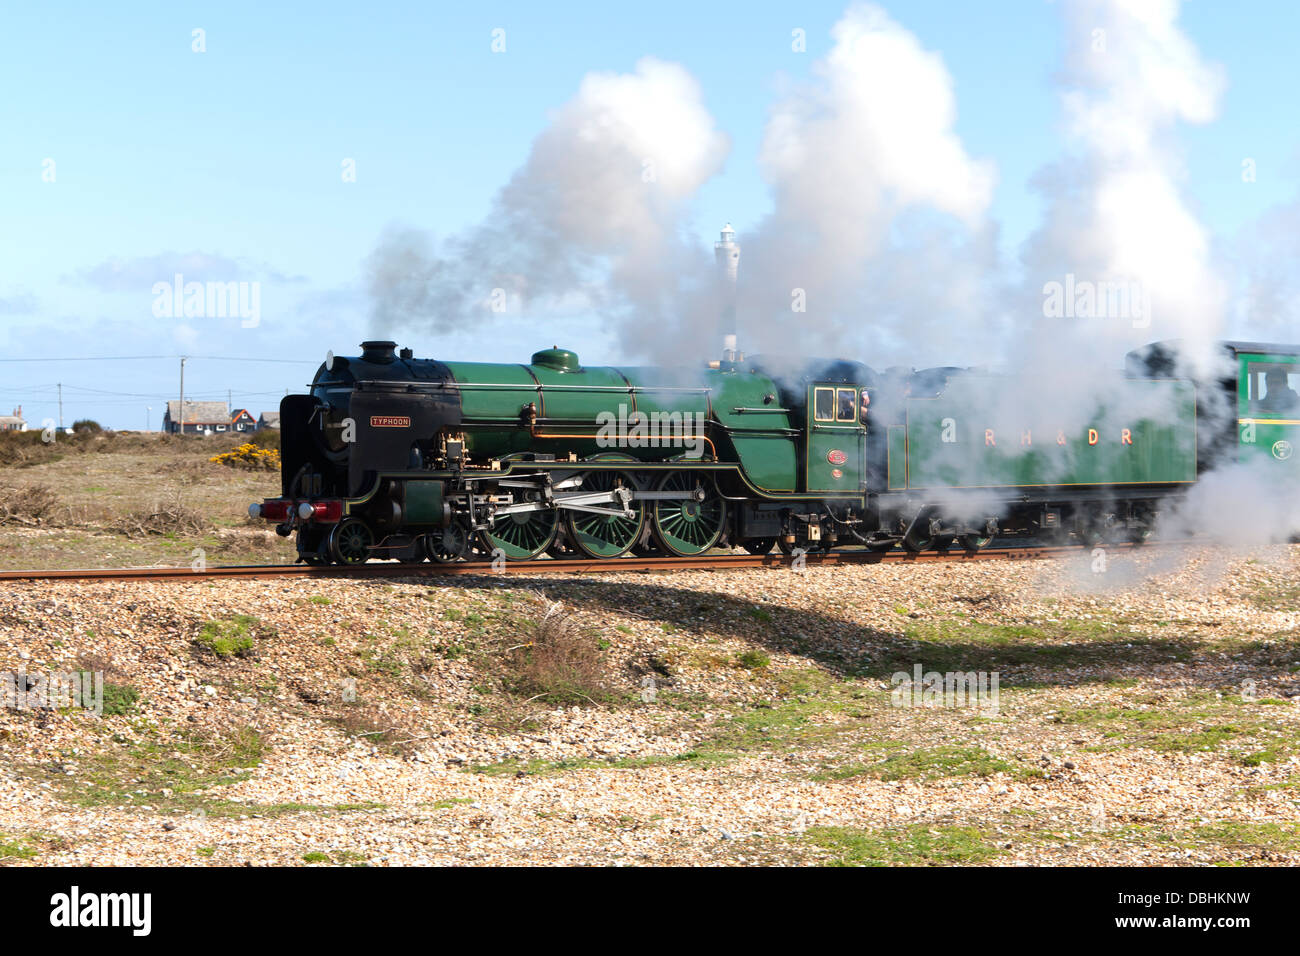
left=814, top=387, right=835, bottom=422
left=836, top=388, right=857, bottom=423
left=1248, top=362, right=1300, bottom=416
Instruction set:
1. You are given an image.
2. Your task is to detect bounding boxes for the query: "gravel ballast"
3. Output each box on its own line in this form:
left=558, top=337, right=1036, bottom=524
left=2, top=543, right=1298, bottom=866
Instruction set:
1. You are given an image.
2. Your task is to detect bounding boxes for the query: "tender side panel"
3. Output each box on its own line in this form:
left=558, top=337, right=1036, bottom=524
left=902, top=376, right=1197, bottom=489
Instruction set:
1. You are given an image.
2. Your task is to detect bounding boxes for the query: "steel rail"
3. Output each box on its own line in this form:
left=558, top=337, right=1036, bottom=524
left=0, top=541, right=1139, bottom=584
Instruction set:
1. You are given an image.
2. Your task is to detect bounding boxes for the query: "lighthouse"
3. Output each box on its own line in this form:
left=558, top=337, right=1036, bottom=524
left=714, top=222, right=740, bottom=361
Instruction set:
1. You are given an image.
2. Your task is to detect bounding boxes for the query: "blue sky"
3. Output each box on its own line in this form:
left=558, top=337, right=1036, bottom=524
left=2, top=0, right=1299, bottom=428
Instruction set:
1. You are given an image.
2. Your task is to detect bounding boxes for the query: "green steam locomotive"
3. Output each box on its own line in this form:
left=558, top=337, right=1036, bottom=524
left=250, top=339, right=1298, bottom=564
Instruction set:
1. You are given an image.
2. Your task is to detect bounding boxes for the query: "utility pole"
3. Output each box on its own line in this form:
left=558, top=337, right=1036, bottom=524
left=57, top=383, right=63, bottom=430
left=146, top=406, right=152, bottom=432
left=178, top=357, right=187, bottom=435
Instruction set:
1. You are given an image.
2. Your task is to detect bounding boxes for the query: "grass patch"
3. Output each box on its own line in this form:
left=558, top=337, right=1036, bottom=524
left=638, top=670, right=888, bottom=769
left=1247, top=578, right=1300, bottom=611
left=100, top=683, right=140, bottom=716
left=468, top=756, right=613, bottom=776
left=427, top=797, right=475, bottom=809
left=0, top=831, right=68, bottom=863
left=1107, top=821, right=1300, bottom=857
left=869, top=618, right=1193, bottom=678
left=798, top=824, right=1002, bottom=866
left=1051, top=690, right=1300, bottom=764
left=467, top=752, right=720, bottom=777
left=195, top=614, right=269, bottom=658
left=0, top=833, right=40, bottom=862
left=302, top=849, right=368, bottom=866
left=814, top=744, right=1042, bottom=783
left=1191, top=822, right=1300, bottom=852
left=44, top=726, right=267, bottom=813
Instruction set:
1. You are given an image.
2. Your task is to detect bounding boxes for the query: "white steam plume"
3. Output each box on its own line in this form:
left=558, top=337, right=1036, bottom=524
left=1017, top=1, right=1297, bottom=549
left=1018, top=0, right=1227, bottom=377
left=367, top=57, right=729, bottom=346
left=739, top=2, right=1000, bottom=365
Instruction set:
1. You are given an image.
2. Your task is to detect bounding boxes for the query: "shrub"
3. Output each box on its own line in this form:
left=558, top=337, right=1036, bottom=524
left=210, top=442, right=280, bottom=471
left=0, top=484, right=60, bottom=525
left=112, top=492, right=210, bottom=537
left=503, top=598, right=611, bottom=705
left=248, top=429, right=280, bottom=450
left=71, top=419, right=102, bottom=434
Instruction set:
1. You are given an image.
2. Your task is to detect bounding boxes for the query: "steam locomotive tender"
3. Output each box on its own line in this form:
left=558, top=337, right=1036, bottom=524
left=251, top=340, right=1298, bottom=563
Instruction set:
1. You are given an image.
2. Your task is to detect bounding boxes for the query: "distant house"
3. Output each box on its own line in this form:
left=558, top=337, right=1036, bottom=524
left=0, top=406, right=26, bottom=432
left=230, top=408, right=257, bottom=433
left=163, top=400, right=231, bottom=435
left=257, top=411, right=281, bottom=431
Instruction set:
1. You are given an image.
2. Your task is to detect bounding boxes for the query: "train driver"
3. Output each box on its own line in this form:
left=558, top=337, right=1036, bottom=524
left=1260, top=367, right=1300, bottom=414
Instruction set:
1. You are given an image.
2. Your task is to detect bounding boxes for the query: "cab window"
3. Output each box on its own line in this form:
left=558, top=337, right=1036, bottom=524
left=813, top=387, right=835, bottom=422
left=1247, top=362, right=1300, bottom=416
left=835, top=388, right=857, bottom=423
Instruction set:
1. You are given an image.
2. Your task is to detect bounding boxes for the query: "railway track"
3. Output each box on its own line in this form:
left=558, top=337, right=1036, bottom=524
left=0, top=540, right=1136, bottom=584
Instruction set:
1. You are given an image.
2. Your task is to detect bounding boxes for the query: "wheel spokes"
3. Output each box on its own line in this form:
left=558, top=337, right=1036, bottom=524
left=483, top=507, right=557, bottom=560
left=565, top=470, right=643, bottom=558
left=652, top=471, right=725, bottom=557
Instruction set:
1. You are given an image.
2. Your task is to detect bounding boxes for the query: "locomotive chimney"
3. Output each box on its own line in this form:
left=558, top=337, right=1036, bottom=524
left=714, top=222, right=740, bottom=362
left=360, top=340, right=397, bottom=364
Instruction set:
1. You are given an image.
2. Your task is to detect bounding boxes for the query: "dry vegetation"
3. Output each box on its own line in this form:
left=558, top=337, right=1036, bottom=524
left=0, top=429, right=292, bottom=568
left=500, top=598, right=613, bottom=705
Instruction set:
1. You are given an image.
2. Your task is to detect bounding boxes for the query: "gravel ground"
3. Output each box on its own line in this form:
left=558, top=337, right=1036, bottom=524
left=2, top=542, right=1298, bottom=866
